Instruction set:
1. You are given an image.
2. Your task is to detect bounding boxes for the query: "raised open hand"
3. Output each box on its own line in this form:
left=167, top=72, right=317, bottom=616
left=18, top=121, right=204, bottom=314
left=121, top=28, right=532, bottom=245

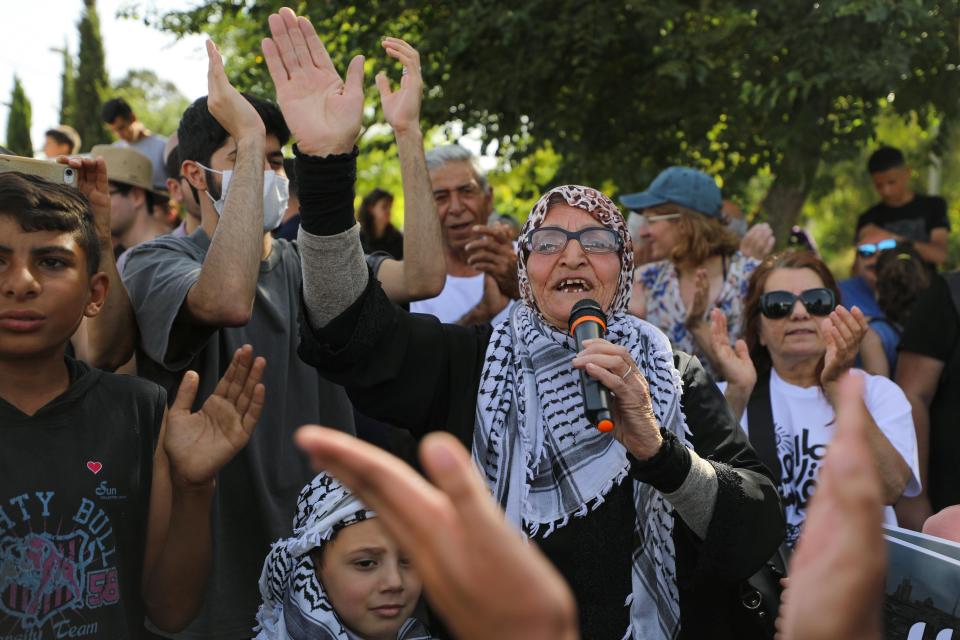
left=262, top=7, right=364, bottom=156
left=776, top=373, right=885, bottom=640
left=376, top=37, right=423, bottom=134
left=57, top=155, right=110, bottom=240
left=294, top=427, right=579, bottom=640
left=820, top=305, right=868, bottom=393
left=165, top=345, right=266, bottom=488
left=708, top=308, right=756, bottom=391
left=205, top=40, right=265, bottom=142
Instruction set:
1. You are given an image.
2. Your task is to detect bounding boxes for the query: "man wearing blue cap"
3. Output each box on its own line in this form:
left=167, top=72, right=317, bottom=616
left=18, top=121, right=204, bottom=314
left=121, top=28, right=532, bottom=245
left=620, top=167, right=761, bottom=380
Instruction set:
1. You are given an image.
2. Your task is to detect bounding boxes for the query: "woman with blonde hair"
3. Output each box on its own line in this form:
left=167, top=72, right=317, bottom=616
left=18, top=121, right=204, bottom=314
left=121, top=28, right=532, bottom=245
left=623, top=167, right=758, bottom=379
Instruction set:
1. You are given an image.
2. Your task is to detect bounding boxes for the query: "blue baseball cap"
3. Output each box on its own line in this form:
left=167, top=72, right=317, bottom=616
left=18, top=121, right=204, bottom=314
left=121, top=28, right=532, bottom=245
left=619, top=167, right=723, bottom=219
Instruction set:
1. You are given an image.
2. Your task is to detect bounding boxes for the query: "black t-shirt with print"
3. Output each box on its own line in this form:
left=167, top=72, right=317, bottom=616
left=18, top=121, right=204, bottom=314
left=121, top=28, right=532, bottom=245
left=0, top=357, right=164, bottom=640
left=856, top=194, right=949, bottom=242
left=898, top=274, right=960, bottom=511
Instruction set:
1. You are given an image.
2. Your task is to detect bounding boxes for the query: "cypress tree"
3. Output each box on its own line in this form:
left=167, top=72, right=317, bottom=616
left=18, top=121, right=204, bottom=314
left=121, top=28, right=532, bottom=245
left=58, top=42, right=76, bottom=126
left=74, top=0, right=109, bottom=151
left=5, top=75, right=33, bottom=157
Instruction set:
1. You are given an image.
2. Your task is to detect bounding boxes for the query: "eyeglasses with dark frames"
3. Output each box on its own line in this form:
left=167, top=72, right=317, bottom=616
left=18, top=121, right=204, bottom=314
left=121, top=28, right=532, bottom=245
left=524, top=226, right=621, bottom=255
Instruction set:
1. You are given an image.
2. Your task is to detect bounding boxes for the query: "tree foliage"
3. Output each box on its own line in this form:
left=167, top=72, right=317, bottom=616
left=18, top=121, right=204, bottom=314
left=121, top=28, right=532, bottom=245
left=142, top=0, right=960, bottom=256
left=110, top=69, right=189, bottom=138
left=75, top=0, right=110, bottom=151
left=804, top=107, right=960, bottom=276
left=58, top=42, right=76, bottom=126
left=5, top=75, right=32, bottom=157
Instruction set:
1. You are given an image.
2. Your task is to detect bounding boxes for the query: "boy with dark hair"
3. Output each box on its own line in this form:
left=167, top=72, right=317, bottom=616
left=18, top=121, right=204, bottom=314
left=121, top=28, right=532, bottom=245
left=121, top=42, right=356, bottom=640
left=102, top=97, right=168, bottom=193
left=43, top=124, right=82, bottom=157
left=0, top=170, right=266, bottom=638
left=101, top=97, right=135, bottom=124
left=122, top=33, right=443, bottom=637
left=856, top=145, right=949, bottom=266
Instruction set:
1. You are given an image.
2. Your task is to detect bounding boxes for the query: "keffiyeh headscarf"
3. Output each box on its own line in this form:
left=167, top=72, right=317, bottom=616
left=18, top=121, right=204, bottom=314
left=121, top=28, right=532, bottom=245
left=255, top=473, right=434, bottom=640
left=473, top=185, right=691, bottom=639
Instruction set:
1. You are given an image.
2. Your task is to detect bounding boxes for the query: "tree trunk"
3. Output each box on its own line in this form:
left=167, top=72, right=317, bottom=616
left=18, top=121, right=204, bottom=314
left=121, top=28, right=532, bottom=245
left=759, top=151, right=821, bottom=248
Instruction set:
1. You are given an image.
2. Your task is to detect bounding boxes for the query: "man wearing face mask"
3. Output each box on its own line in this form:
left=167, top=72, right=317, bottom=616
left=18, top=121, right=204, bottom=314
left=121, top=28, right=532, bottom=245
left=120, top=53, right=360, bottom=639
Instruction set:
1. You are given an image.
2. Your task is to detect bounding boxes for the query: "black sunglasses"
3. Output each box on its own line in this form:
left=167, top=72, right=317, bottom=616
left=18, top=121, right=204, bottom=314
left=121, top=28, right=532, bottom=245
left=759, top=288, right=836, bottom=319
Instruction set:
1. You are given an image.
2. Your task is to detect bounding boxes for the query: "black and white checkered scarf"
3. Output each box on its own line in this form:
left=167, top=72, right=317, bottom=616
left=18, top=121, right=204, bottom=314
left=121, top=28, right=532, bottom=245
left=473, top=185, right=690, bottom=639
left=255, top=473, right=434, bottom=640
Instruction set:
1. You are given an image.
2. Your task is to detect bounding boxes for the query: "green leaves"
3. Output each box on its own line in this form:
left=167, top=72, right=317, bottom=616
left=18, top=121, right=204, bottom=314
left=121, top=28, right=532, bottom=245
left=142, top=0, right=960, bottom=264
left=111, top=70, right=189, bottom=137
left=75, top=1, right=110, bottom=151
left=5, top=75, right=32, bottom=157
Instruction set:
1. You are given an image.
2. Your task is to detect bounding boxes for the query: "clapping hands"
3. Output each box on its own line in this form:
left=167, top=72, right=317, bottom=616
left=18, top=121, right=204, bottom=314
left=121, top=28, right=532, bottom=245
left=740, top=223, right=776, bottom=260
left=376, top=37, right=423, bottom=134
left=466, top=224, right=520, bottom=300
left=165, top=345, right=266, bottom=489
left=262, top=8, right=364, bottom=156
left=205, top=39, right=265, bottom=143
left=820, top=305, right=868, bottom=397
left=708, top=308, right=756, bottom=391
left=684, top=268, right=710, bottom=329
left=261, top=9, right=428, bottom=154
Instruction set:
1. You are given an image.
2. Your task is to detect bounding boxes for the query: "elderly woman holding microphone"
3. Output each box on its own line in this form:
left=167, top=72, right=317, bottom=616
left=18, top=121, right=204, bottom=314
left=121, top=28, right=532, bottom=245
left=263, top=8, right=783, bottom=639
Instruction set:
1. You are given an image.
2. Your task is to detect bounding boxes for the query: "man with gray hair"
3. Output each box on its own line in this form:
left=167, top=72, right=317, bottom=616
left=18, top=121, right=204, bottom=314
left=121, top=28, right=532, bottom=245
left=415, top=143, right=517, bottom=324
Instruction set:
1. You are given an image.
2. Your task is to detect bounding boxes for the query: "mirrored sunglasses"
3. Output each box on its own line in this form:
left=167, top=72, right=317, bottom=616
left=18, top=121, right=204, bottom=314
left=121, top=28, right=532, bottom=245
left=856, top=238, right=898, bottom=258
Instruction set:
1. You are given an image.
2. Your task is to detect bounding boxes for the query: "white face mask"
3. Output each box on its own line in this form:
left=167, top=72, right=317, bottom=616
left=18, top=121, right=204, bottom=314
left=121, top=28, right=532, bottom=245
left=197, top=163, right=290, bottom=231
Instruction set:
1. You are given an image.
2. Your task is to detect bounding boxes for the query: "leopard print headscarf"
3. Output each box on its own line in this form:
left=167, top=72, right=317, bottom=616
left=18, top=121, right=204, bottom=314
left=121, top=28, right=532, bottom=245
left=517, top=185, right=635, bottom=320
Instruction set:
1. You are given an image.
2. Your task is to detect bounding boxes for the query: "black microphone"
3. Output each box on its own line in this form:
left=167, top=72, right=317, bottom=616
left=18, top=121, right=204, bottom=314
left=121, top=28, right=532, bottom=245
left=569, top=299, right=615, bottom=433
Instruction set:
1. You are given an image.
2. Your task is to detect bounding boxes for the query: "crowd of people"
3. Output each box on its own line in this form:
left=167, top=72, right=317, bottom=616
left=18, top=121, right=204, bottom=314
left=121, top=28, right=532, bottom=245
left=2, top=6, right=959, bottom=640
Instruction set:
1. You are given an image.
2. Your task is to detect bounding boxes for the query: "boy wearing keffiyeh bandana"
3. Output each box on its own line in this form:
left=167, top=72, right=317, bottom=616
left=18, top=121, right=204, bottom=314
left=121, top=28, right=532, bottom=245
left=256, top=473, right=435, bottom=640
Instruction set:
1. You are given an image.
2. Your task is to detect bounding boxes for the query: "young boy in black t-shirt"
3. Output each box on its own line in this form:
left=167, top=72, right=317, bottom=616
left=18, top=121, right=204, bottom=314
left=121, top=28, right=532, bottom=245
left=856, top=145, right=950, bottom=267
left=0, top=167, right=266, bottom=639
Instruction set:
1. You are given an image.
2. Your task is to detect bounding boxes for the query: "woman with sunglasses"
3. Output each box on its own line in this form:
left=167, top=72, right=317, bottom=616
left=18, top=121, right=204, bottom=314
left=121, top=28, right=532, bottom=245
left=299, top=182, right=784, bottom=639
left=710, top=251, right=920, bottom=547
left=621, top=167, right=759, bottom=380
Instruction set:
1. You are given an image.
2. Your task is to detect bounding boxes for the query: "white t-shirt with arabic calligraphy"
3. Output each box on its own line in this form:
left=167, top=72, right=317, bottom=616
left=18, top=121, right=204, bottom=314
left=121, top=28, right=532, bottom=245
left=726, top=369, right=921, bottom=547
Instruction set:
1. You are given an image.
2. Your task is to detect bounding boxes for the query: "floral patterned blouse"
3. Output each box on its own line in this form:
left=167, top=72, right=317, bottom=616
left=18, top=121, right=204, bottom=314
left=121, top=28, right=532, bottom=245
left=635, top=251, right=759, bottom=379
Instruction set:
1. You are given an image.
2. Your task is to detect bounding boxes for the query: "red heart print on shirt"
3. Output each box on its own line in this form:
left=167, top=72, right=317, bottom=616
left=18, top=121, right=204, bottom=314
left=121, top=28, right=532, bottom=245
left=86, top=461, right=103, bottom=474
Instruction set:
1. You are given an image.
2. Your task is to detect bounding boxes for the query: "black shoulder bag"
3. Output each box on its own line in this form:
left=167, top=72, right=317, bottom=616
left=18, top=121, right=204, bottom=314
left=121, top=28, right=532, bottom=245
left=739, top=369, right=791, bottom=639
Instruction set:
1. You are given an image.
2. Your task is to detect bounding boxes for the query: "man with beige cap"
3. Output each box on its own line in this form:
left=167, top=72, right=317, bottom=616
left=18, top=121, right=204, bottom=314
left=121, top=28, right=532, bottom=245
left=92, top=144, right=170, bottom=270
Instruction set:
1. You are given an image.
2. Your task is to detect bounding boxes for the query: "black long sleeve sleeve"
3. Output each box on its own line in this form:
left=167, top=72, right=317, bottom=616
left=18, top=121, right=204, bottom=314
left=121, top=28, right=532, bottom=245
left=299, top=273, right=492, bottom=447
left=295, top=145, right=358, bottom=236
